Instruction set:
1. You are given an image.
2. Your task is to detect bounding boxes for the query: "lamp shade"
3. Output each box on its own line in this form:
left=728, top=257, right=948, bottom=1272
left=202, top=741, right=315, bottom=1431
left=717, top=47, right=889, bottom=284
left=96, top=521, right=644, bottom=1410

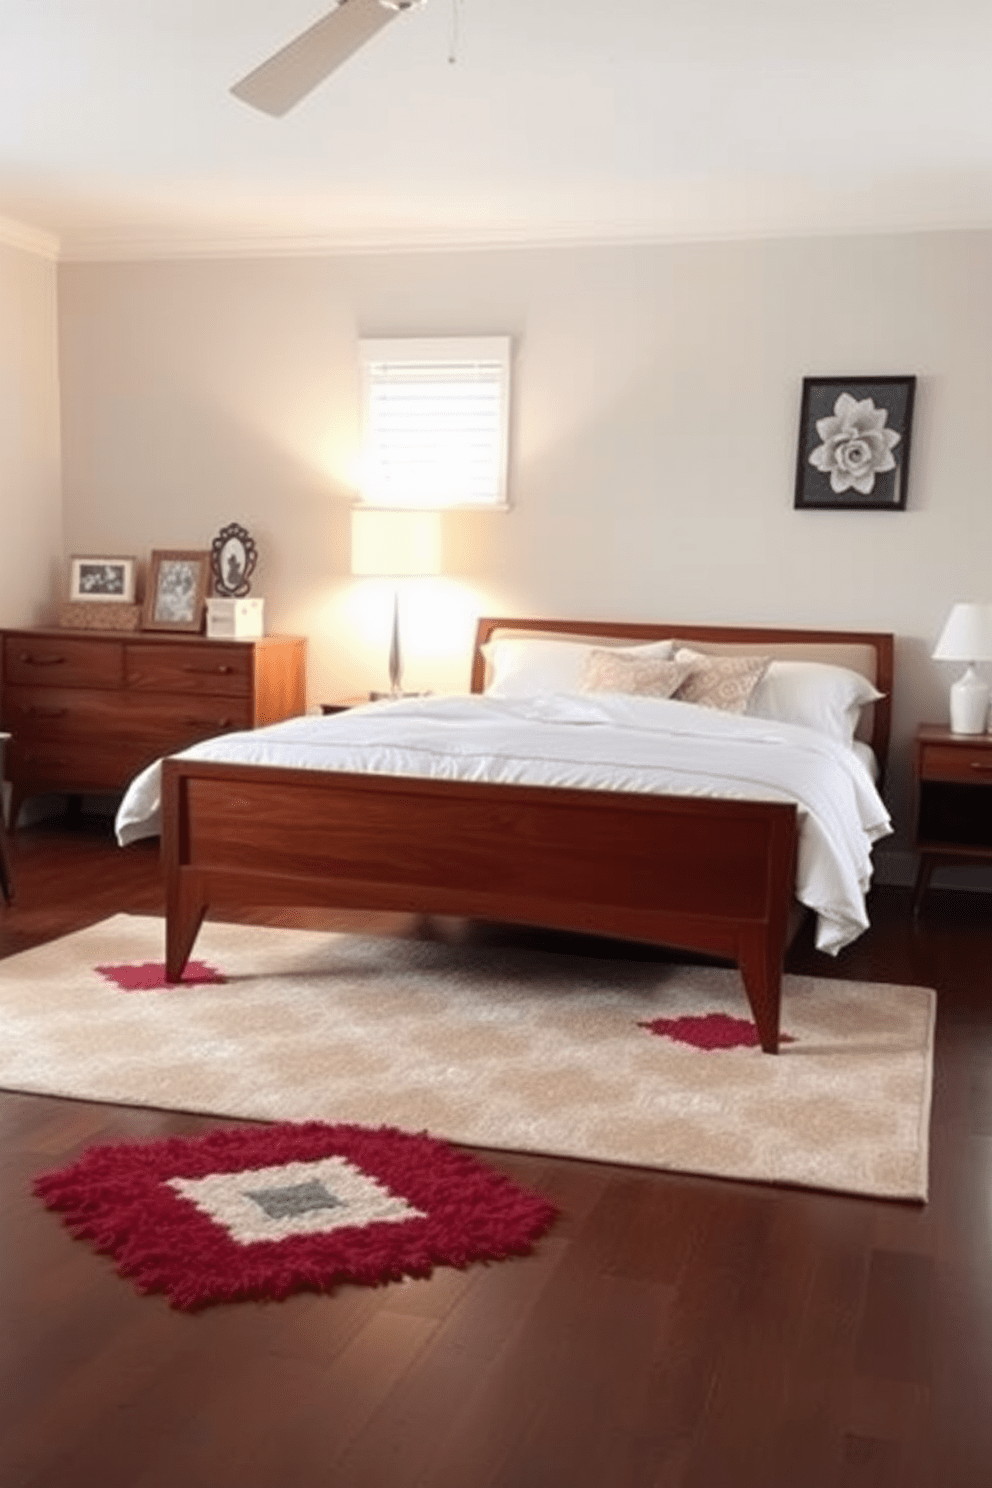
left=932, top=603, right=992, bottom=662
left=351, top=509, right=442, bottom=578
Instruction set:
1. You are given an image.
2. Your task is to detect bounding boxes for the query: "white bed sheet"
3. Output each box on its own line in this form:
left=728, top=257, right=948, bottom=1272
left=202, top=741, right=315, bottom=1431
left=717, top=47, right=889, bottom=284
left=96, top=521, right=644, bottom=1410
left=115, top=692, right=892, bottom=955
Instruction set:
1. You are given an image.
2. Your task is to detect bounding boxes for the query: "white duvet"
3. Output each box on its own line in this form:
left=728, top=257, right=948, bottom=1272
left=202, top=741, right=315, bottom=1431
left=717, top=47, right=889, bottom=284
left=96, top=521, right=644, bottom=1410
left=115, top=692, right=892, bottom=955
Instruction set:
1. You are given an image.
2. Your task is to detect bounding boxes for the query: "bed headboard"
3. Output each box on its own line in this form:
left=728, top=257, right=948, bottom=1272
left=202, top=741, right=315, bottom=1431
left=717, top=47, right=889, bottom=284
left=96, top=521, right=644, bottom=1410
left=471, top=616, right=894, bottom=785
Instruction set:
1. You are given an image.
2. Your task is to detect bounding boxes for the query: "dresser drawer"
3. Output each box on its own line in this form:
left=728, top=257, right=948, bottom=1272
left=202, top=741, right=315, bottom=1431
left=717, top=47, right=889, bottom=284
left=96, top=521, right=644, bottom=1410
left=2, top=685, right=124, bottom=742
left=6, top=738, right=153, bottom=793
left=124, top=642, right=251, bottom=696
left=3, top=685, right=251, bottom=749
left=3, top=635, right=123, bottom=689
left=919, top=742, right=992, bottom=783
left=120, top=691, right=252, bottom=751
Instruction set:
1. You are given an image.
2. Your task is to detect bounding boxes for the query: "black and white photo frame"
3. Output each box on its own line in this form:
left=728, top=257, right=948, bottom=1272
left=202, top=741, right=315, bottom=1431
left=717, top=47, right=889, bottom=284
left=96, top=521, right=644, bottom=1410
left=794, top=376, right=916, bottom=511
left=69, top=555, right=137, bottom=603
left=141, top=549, right=211, bottom=632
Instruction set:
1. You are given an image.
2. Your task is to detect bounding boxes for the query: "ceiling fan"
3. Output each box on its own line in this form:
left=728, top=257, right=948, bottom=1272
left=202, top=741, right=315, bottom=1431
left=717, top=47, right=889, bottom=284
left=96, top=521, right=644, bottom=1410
left=231, top=0, right=428, bottom=117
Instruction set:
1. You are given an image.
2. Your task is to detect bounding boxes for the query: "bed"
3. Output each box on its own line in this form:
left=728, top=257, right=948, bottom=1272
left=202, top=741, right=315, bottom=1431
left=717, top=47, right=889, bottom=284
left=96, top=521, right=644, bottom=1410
left=118, top=617, right=894, bottom=1054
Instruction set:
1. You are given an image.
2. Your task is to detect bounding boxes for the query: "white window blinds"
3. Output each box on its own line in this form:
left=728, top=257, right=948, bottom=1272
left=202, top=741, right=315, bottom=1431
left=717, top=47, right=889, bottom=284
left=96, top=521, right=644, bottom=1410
left=358, top=336, right=511, bottom=509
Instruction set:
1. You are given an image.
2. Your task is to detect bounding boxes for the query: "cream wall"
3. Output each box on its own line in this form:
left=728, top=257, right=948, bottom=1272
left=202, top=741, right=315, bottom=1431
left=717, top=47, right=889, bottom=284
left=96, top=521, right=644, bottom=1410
left=56, top=230, right=992, bottom=873
left=0, top=238, right=62, bottom=627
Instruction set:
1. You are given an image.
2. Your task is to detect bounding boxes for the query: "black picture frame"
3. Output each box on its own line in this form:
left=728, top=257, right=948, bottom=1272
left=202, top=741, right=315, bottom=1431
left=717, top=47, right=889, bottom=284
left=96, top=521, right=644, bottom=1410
left=68, top=555, right=137, bottom=603
left=794, top=375, right=916, bottom=511
left=210, top=522, right=258, bottom=598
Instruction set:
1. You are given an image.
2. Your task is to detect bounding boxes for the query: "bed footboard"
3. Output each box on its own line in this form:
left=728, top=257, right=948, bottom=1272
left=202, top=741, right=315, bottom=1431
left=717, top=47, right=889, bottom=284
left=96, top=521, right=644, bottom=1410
left=161, top=758, right=798, bottom=1053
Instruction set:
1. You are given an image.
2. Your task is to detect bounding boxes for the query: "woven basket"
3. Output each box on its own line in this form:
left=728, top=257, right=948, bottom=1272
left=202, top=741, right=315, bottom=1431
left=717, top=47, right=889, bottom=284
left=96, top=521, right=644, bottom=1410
left=58, top=601, right=143, bottom=632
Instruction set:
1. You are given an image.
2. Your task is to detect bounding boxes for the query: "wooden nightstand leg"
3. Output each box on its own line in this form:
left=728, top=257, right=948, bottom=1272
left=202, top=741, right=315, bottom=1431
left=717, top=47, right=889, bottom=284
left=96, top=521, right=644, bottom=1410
left=911, top=852, right=936, bottom=919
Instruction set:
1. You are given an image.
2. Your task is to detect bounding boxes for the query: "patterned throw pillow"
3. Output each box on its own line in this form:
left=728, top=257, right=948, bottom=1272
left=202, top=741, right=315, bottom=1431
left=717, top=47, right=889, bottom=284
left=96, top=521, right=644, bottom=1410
left=673, top=649, right=771, bottom=714
left=581, top=650, right=694, bottom=699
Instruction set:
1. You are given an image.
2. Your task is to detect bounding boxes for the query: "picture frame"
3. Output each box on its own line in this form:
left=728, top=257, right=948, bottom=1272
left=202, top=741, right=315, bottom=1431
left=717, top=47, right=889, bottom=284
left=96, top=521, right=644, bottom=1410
left=141, top=550, right=211, bottom=632
left=68, top=555, right=137, bottom=603
left=210, top=522, right=258, bottom=598
left=794, top=375, right=916, bottom=511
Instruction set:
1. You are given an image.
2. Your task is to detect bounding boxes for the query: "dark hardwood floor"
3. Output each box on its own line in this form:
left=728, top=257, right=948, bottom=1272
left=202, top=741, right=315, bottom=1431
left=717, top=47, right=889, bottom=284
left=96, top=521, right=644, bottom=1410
left=1, top=811, right=990, bottom=1488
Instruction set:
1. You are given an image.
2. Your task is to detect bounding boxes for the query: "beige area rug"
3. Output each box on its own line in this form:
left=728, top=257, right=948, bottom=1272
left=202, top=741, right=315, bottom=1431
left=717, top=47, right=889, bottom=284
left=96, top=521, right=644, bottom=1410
left=0, top=914, right=935, bottom=1200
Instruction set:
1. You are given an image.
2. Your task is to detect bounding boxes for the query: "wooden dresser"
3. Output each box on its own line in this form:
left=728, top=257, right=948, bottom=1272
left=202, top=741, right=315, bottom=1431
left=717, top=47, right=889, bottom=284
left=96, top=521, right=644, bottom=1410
left=0, top=629, right=306, bottom=826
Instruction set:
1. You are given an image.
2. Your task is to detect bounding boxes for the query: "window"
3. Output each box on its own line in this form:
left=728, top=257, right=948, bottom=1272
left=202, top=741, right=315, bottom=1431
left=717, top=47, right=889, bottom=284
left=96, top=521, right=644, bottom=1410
left=358, top=336, right=511, bottom=510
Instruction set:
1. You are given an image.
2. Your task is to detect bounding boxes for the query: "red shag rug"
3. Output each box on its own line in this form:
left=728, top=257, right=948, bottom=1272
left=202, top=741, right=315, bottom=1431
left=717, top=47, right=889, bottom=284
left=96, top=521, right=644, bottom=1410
left=33, top=1121, right=558, bottom=1311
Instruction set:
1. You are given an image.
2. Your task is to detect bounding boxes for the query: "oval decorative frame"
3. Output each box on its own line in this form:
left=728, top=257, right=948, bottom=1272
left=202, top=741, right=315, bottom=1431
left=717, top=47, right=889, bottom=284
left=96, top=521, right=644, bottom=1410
left=211, top=523, right=258, bottom=598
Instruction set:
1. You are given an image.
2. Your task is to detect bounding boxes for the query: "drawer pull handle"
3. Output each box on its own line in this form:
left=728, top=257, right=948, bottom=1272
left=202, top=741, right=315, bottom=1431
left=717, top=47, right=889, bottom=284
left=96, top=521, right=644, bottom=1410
left=970, top=762, right=992, bottom=773
left=18, top=653, right=65, bottom=666
left=25, top=706, right=68, bottom=718
left=183, top=718, right=234, bottom=729
left=182, top=664, right=235, bottom=675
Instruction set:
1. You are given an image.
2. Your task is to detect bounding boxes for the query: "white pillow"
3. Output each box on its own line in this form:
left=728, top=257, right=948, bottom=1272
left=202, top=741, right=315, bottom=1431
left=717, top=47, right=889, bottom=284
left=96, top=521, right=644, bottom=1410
left=482, top=636, right=674, bottom=697
left=745, top=660, right=884, bottom=746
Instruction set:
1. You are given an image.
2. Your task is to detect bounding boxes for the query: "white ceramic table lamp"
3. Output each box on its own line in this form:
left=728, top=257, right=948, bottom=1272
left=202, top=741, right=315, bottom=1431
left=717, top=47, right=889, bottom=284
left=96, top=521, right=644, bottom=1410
left=351, top=509, right=441, bottom=696
left=932, top=602, right=992, bottom=734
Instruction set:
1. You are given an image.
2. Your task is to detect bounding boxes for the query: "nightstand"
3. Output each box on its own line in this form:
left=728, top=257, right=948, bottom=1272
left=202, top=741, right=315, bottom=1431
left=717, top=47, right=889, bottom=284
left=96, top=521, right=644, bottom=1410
left=319, top=698, right=368, bottom=715
left=912, top=725, right=992, bottom=915
left=319, top=692, right=430, bottom=715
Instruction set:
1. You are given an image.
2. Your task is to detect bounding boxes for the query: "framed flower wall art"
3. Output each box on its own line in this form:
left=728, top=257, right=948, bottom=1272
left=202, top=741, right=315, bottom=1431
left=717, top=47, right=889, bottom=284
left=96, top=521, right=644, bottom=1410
left=794, top=376, right=916, bottom=511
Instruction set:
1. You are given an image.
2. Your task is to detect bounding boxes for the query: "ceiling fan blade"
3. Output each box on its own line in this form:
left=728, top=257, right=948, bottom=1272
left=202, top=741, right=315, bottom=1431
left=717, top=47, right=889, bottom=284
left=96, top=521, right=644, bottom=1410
left=231, top=0, right=398, bottom=117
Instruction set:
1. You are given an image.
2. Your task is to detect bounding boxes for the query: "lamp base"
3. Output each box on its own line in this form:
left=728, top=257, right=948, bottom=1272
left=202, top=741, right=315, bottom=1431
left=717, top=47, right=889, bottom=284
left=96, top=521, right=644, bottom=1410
left=388, top=590, right=403, bottom=697
left=949, top=665, right=990, bottom=734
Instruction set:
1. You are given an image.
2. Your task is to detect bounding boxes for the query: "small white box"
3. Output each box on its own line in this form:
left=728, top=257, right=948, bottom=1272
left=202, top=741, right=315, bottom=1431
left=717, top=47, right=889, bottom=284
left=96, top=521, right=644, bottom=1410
left=206, top=597, right=265, bottom=640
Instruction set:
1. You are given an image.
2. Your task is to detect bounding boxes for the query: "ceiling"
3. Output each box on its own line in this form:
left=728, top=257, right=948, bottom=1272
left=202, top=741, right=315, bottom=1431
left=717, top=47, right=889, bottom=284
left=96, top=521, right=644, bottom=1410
left=3, top=0, right=992, bottom=260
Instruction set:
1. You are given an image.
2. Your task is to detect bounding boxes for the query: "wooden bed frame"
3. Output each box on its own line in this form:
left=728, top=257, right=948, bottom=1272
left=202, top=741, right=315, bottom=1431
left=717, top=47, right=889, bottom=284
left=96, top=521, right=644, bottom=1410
left=162, top=618, right=893, bottom=1054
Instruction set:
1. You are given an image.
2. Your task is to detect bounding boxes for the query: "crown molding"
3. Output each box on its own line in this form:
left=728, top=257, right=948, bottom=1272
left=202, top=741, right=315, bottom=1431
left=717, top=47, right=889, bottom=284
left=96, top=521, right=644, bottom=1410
left=58, top=224, right=642, bottom=262
left=50, top=213, right=992, bottom=265
left=0, top=213, right=60, bottom=260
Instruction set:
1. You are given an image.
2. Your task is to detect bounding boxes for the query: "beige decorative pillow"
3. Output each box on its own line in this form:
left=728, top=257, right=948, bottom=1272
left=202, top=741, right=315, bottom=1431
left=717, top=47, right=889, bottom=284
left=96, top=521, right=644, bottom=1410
left=581, top=649, right=694, bottom=699
left=673, top=648, right=771, bottom=714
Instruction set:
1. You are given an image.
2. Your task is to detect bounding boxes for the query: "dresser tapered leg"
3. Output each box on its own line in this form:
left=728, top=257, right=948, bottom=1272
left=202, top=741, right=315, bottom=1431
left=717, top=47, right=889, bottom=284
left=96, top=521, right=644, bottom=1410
left=0, top=819, right=13, bottom=903
left=8, top=786, right=24, bottom=831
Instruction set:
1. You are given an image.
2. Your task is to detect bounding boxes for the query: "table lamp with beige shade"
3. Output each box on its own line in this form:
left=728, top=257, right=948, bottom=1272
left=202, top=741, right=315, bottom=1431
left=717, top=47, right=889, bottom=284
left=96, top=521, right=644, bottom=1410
left=351, top=509, right=442, bottom=698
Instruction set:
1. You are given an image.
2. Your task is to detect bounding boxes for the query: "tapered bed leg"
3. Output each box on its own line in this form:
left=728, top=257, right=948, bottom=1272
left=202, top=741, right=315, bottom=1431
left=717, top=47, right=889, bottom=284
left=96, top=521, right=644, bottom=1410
left=738, top=932, right=783, bottom=1054
left=166, top=880, right=208, bottom=983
